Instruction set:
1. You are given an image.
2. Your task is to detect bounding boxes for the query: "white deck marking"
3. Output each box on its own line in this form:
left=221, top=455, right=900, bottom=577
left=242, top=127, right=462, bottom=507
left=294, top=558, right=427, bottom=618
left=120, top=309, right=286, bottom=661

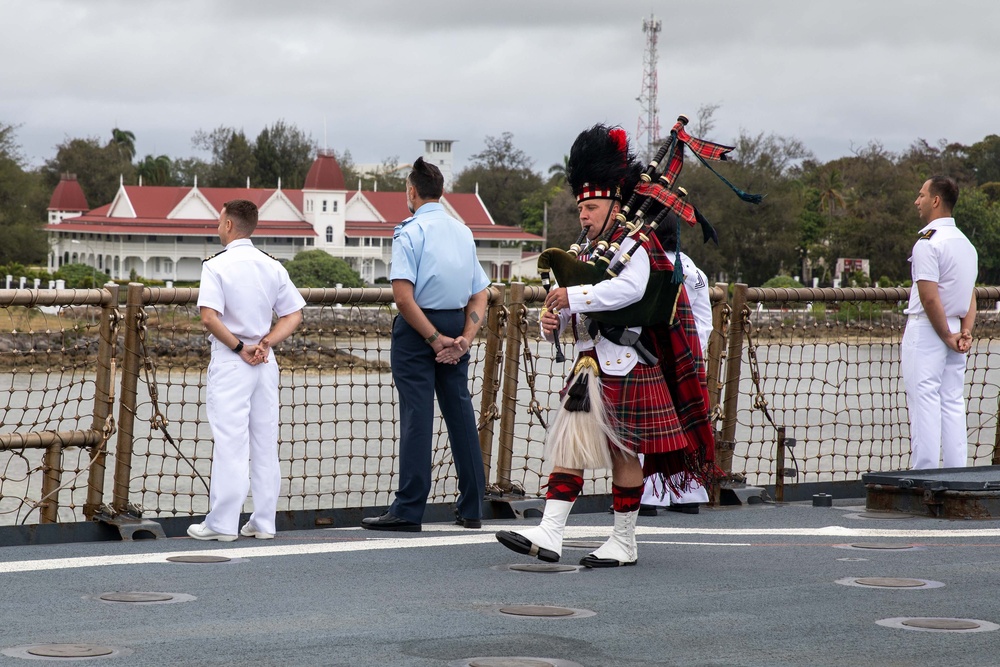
left=1, top=524, right=998, bottom=574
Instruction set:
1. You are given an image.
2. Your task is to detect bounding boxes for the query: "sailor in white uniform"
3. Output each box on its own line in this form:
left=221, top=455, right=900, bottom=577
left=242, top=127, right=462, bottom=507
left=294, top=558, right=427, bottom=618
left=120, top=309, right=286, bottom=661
left=187, top=199, right=305, bottom=542
left=902, top=176, right=977, bottom=470
left=640, top=251, right=713, bottom=513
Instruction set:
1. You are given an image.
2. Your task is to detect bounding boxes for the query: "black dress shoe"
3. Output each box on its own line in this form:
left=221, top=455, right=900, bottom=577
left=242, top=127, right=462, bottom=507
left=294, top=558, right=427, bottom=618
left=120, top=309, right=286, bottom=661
left=579, top=553, right=638, bottom=568
left=638, top=504, right=660, bottom=517
left=665, top=503, right=700, bottom=515
left=455, top=516, right=482, bottom=529
left=361, top=512, right=421, bottom=532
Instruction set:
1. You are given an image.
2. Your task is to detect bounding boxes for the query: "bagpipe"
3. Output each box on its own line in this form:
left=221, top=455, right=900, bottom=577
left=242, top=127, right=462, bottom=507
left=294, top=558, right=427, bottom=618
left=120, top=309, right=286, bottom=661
left=538, top=115, right=763, bottom=335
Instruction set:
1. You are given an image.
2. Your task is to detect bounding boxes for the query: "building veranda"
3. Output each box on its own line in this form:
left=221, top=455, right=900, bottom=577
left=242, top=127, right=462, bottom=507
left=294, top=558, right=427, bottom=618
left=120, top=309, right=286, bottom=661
left=46, top=151, right=541, bottom=285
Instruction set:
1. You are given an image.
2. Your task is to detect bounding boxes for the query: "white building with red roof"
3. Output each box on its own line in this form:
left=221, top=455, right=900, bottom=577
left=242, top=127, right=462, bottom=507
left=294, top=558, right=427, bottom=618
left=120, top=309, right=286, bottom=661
left=46, top=151, right=541, bottom=284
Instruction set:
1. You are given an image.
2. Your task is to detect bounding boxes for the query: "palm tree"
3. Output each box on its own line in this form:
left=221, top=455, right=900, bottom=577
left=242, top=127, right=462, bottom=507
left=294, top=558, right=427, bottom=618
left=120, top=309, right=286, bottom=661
left=548, top=155, right=570, bottom=185
left=817, top=168, right=846, bottom=219
left=137, top=154, right=174, bottom=186
left=111, top=128, right=136, bottom=163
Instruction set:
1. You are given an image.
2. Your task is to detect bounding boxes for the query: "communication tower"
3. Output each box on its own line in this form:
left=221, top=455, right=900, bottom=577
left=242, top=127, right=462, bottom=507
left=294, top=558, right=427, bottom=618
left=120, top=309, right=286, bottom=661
left=635, top=14, right=662, bottom=165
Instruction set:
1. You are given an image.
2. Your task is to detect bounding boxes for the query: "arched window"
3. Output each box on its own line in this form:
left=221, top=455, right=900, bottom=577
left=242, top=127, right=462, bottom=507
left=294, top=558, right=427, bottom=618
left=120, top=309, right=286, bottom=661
left=325, top=226, right=334, bottom=243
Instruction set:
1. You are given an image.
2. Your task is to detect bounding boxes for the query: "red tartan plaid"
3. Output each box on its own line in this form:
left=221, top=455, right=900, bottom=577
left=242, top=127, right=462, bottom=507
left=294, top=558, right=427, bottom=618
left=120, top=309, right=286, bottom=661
left=645, top=286, right=716, bottom=486
left=634, top=181, right=698, bottom=226
left=661, top=142, right=685, bottom=186
left=598, top=355, right=688, bottom=455
left=564, top=229, right=715, bottom=489
left=676, top=126, right=734, bottom=162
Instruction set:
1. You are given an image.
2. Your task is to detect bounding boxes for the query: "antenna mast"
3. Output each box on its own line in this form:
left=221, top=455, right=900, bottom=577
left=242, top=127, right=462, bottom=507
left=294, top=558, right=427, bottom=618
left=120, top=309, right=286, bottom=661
left=636, top=14, right=662, bottom=165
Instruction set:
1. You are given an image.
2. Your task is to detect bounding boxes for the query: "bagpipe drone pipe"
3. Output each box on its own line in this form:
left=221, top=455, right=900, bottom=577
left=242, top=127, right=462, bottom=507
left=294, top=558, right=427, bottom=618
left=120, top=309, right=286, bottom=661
left=538, top=114, right=763, bottom=330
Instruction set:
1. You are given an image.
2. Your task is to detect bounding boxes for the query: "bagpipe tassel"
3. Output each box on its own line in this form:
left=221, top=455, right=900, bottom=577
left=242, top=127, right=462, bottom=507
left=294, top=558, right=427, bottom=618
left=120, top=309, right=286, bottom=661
left=694, top=207, right=719, bottom=245
left=672, top=216, right=684, bottom=285
left=693, top=152, right=765, bottom=204
left=564, top=372, right=591, bottom=412
left=546, top=356, right=629, bottom=470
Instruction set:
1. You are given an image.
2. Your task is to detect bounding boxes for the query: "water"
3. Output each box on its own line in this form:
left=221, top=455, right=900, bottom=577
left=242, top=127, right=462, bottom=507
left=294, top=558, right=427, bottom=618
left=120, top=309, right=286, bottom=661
left=2, top=338, right=998, bottom=526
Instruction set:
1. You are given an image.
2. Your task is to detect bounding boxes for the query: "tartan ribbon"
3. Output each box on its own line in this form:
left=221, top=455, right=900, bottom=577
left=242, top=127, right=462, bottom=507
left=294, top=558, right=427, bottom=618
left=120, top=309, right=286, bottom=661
left=669, top=121, right=764, bottom=204
left=674, top=123, right=734, bottom=162
left=634, top=181, right=698, bottom=226
left=660, top=142, right=685, bottom=187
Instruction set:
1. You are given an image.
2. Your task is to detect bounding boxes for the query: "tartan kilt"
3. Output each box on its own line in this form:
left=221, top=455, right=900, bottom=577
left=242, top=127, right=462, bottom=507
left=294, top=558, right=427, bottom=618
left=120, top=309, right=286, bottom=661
left=567, top=351, right=692, bottom=456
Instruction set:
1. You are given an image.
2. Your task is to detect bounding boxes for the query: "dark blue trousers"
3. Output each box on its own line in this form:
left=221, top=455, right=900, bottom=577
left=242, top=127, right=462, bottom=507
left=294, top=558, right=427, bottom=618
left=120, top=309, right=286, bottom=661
left=388, top=311, right=485, bottom=523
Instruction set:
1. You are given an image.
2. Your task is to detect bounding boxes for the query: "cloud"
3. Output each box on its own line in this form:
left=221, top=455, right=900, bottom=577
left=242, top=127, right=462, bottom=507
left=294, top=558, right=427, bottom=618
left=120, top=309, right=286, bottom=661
left=3, top=0, right=1000, bottom=175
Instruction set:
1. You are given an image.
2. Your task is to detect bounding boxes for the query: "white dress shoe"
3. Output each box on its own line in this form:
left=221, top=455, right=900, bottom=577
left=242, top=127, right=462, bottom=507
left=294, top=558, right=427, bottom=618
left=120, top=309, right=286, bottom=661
left=240, top=522, right=275, bottom=540
left=186, top=522, right=237, bottom=542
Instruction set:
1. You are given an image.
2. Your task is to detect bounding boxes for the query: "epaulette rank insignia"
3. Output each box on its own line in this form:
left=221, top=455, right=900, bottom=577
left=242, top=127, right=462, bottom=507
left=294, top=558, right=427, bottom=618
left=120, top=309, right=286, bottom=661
left=203, top=249, right=227, bottom=262
left=256, top=248, right=278, bottom=261
left=918, top=229, right=936, bottom=240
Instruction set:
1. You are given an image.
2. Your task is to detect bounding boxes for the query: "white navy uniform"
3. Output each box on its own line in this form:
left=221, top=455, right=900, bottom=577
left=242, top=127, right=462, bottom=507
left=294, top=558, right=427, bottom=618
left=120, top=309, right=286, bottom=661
left=901, top=217, right=977, bottom=469
left=198, top=238, right=305, bottom=536
left=641, top=252, right=712, bottom=507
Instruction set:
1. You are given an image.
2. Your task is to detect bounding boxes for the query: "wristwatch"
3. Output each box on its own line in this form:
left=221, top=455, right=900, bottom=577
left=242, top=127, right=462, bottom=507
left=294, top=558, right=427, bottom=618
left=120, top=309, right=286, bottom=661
left=424, top=331, right=440, bottom=344
left=233, top=340, right=245, bottom=353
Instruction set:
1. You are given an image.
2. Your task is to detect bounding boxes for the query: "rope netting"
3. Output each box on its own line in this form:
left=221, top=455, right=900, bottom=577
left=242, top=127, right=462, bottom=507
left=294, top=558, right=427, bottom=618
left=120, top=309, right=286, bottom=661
left=495, top=286, right=611, bottom=499
left=3, top=283, right=1000, bottom=527
left=125, top=288, right=501, bottom=519
left=730, top=287, right=1000, bottom=487
left=0, top=295, right=111, bottom=525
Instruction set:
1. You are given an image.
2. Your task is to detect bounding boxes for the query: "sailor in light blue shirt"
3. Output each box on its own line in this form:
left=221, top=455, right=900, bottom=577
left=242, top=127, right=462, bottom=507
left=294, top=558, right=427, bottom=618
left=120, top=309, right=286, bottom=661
left=390, top=202, right=490, bottom=309
left=362, top=157, right=490, bottom=533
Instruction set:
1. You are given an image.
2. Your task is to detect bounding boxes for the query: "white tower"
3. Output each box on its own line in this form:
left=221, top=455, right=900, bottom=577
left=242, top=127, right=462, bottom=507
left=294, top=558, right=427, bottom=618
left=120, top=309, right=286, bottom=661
left=636, top=14, right=662, bottom=165
left=421, top=139, right=456, bottom=192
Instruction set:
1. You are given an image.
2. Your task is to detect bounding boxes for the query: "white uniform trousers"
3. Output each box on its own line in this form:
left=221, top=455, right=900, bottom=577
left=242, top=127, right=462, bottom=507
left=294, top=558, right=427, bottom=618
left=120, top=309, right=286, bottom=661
left=638, top=454, right=710, bottom=506
left=204, top=345, right=281, bottom=536
left=901, top=316, right=968, bottom=470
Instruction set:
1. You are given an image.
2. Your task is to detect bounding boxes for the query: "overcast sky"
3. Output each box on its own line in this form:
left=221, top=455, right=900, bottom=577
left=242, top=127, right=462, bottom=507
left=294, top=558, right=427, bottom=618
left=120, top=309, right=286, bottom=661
left=4, top=0, right=1000, bottom=176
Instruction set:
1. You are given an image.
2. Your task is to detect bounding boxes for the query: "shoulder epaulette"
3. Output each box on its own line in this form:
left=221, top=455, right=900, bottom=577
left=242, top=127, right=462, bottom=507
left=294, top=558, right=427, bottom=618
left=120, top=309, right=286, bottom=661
left=203, top=249, right=227, bottom=262
left=918, top=229, right=936, bottom=240
left=255, top=247, right=278, bottom=261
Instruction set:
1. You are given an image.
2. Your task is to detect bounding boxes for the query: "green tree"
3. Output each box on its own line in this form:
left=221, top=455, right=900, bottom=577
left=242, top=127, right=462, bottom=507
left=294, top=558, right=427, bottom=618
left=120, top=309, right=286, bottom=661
left=955, top=187, right=1000, bottom=284
left=137, top=154, right=175, bottom=186
left=55, top=262, right=102, bottom=288
left=192, top=126, right=257, bottom=187
left=111, top=127, right=136, bottom=163
left=964, top=134, right=1000, bottom=185
left=367, top=156, right=408, bottom=192
left=541, top=187, right=581, bottom=251
left=252, top=121, right=317, bottom=189
left=547, top=155, right=569, bottom=186
left=284, top=250, right=364, bottom=288
left=43, top=134, right=136, bottom=206
left=678, top=130, right=812, bottom=286
left=453, top=132, right=543, bottom=228
left=0, top=122, right=53, bottom=264
left=172, top=156, right=211, bottom=186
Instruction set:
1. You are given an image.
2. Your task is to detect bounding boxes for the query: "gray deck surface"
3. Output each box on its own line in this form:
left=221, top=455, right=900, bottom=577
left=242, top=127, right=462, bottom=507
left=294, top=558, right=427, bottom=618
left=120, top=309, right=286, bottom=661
left=2, top=499, right=999, bottom=667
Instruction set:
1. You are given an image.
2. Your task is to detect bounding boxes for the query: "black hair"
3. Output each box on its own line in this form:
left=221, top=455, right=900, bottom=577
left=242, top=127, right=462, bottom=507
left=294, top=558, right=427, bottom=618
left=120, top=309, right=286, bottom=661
left=927, top=175, right=959, bottom=211
left=408, top=157, right=444, bottom=200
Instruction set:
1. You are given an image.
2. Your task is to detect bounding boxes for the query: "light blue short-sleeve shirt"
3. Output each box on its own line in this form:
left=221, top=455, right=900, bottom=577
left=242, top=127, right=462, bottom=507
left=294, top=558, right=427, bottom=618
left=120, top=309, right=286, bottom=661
left=390, top=202, right=490, bottom=310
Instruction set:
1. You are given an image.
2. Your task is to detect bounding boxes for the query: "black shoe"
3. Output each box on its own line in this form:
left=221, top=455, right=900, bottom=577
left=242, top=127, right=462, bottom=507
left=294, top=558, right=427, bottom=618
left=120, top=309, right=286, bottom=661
left=455, top=516, right=482, bottom=529
left=495, top=530, right=560, bottom=563
left=361, top=512, right=421, bottom=532
left=665, top=503, right=700, bottom=515
left=580, top=554, right=638, bottom=568
left=638, top=504, right=660, bottom=517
